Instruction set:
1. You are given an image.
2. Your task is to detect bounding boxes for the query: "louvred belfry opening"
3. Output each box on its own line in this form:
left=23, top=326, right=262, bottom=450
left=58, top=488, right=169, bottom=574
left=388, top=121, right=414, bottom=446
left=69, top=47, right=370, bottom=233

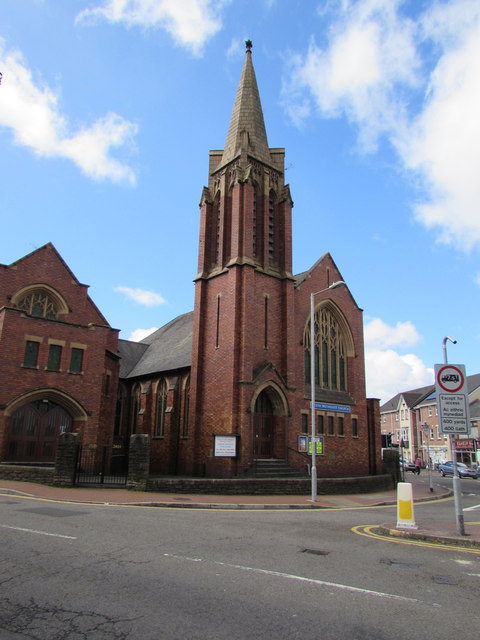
left=195, top=41, right=293, bottom=280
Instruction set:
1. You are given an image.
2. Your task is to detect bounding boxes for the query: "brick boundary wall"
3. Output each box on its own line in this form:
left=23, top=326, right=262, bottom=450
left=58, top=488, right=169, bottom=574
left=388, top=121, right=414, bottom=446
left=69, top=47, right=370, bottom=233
left=127, top=434, right=151, bottom=491
left=53, top=432, right=79, bottom=487
left=382, top=448, right=402, bottom=483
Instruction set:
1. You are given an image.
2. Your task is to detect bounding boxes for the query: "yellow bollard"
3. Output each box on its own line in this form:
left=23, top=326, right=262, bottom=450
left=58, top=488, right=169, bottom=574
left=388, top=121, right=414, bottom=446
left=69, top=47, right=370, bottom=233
left=396, top=482, right=418, bottom=529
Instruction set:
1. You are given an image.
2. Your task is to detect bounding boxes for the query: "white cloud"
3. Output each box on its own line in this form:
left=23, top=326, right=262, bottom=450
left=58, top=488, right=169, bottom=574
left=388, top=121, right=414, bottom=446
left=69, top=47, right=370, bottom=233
left=398, top=1, right=480, bottom=251
left=76, top=0, right=226, bottom=56
left=282, top=0, right=419, bottom=150
left=129, top=327, right=158, bottom=341
left=115, top=286, right=166, bottom=306
left=0, top=40, right=137, bottom=184
left=365, top=348, right=433, bottom=403
left=282, top=0, right=480, bottom=251
left=364, top=317, right=432, bottom=402
left=364, top=317, right=421, bottom=350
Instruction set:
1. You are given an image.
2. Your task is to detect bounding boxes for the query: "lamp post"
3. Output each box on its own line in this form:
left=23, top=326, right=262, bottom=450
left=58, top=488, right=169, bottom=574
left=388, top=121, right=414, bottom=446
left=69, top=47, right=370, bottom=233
left=422, top=422, right=433, bottom=493
left=310, top=280, right=345, bottom=501
left=442, top=336, right=465, bottom=536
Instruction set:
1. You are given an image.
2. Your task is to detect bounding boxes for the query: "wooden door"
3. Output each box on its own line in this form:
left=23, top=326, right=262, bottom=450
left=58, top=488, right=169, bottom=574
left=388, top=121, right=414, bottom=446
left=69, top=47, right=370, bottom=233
left=253, top=414, right=274, bottom=458
left=7, top=401, right=72, bottom=462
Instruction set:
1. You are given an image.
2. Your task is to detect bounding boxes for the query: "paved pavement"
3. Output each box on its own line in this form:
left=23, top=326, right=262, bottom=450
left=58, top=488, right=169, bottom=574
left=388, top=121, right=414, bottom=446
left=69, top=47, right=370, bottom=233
left=1, top=479, right=479, bottom=549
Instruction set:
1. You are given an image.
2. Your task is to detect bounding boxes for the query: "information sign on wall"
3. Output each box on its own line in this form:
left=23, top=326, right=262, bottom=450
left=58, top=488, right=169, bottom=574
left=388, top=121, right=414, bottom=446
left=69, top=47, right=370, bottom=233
left=214, top=434, right=239, bottom=457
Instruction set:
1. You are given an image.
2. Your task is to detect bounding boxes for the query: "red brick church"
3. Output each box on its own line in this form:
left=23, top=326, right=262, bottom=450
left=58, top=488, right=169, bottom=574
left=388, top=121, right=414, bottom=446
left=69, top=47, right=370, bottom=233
left=0, top=44, right=381, bottom=479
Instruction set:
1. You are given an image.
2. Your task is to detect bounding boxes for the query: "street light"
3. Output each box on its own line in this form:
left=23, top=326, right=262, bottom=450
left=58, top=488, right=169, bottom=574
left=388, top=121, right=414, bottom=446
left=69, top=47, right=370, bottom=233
left=442, top=335, right=465, bottom=536
left=310, top=280, right=345, bottom=501
left=442, top=336, right=457, bottom=365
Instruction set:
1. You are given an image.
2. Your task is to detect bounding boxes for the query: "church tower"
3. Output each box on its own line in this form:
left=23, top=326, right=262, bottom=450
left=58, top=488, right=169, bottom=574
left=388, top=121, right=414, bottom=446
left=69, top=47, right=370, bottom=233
left=189, top=42, right=296, bottom=477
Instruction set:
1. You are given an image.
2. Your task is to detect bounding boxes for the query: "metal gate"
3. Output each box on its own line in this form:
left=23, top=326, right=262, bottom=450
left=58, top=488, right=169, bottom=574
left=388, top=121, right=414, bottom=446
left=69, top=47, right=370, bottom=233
left=76, top=446, right=128, bottom=486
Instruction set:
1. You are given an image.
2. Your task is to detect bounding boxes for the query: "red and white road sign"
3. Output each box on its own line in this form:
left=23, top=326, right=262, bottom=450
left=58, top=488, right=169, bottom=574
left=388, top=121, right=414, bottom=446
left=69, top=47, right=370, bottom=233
left=434, top=364, right=469, bottom=434
left=435, top=364, right=466, bottom=394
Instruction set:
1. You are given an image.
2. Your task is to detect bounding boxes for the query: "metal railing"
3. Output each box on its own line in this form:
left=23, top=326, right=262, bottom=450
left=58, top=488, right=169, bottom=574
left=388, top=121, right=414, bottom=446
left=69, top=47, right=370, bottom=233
left=76, top=446, right=127, bottom=486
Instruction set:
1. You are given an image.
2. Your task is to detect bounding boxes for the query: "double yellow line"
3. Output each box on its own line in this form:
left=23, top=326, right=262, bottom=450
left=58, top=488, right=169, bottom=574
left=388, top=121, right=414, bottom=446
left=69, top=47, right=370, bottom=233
left=352, top=524, right=480, bottom=555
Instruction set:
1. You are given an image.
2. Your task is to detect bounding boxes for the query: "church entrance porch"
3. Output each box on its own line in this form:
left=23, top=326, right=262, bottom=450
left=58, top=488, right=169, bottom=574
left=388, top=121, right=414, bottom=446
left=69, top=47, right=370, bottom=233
left=251, top=386, right=288, bottom=460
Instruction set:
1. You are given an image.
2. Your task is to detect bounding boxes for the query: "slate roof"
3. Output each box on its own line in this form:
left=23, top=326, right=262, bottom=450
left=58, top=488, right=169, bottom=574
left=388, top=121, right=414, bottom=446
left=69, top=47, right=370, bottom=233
left=380, top=386, right=433, bottom=413
left=470, top=398, right=480, bottom=420
left=118, top=340, right=148, bottom=378
left=116, top=257, right=363, bottom=382
left=117, top=261, right=338, bottom=380
left=380, top=373, right=480, bottom=412
left=118, top=311, right=193, bottom=379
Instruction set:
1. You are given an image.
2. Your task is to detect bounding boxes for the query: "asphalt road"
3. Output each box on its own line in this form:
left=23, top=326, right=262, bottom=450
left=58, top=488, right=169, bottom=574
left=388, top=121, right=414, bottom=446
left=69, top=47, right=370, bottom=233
left=1, top=481, right=479, bottom=640
left=406, top=466, right=480, bottom=497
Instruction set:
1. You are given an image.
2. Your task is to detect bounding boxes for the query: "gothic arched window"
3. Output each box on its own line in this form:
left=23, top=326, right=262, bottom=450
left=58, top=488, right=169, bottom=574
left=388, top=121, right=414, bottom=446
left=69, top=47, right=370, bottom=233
left=114, top=383, right=127, bottom=437
left=130, top=384, right=141, bottom=434
left=155, top=379, right=167, bottom=437
left=13, top=285, right=68, bottom=320
left=181, top=376, right=190, bottom=437
left=304, top=306, right=349, bottom=391
left=17, top=290, right=59, bottom=319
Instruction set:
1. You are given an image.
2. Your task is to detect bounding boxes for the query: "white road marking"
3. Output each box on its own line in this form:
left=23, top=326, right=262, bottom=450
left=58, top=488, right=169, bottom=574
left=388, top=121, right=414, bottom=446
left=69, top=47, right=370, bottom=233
left=163, top=553, right=429, bottom=605
left=463, top=504, right=480, bottom=511
left=0, top=524, right=76, bottom=540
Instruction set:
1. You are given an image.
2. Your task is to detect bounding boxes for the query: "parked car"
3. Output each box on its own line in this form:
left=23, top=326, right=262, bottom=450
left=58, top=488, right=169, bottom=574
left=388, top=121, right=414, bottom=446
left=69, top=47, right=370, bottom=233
left=438, top=461, right=478, bottom=479
left=400, top=458, right=416, bottom=473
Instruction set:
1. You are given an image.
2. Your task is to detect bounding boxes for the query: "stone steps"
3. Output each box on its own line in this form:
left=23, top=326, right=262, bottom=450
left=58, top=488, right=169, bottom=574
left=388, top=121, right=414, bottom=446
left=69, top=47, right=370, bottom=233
left=253, top=459, right=307, bottom=478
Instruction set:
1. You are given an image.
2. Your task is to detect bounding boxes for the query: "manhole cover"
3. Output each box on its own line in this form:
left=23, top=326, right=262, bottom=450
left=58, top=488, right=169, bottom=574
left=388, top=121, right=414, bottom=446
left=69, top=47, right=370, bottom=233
left=434, top=575, right=458, bottom=585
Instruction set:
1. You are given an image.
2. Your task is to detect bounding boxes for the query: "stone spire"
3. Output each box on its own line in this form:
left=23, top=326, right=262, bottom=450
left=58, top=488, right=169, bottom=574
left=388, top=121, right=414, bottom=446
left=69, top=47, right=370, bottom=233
left=220, top=41, right=272, bottom=167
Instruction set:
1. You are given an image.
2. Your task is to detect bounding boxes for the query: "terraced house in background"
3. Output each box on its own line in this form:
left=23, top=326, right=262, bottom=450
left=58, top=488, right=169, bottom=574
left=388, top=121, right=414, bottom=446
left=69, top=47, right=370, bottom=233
left=380, top=374, right=480, bottom=468
left=0, top=44, right=381, bottom=481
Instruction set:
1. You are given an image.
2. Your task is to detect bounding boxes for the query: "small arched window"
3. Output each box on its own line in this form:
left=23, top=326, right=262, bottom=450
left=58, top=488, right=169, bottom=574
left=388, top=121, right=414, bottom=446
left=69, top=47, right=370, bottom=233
left=155, top=379, right=167, bottom=437
left=304, top=306, right=349, bottom=391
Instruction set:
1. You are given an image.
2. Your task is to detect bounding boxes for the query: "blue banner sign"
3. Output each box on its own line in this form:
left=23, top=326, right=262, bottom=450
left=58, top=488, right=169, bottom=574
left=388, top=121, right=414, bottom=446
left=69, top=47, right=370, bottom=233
left=311, top=402, right=351, bottom=413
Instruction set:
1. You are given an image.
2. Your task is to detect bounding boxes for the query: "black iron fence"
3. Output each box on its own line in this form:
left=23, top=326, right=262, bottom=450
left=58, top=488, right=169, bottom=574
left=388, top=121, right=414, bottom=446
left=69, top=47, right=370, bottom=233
left=76, top=446, right=127, bottom=486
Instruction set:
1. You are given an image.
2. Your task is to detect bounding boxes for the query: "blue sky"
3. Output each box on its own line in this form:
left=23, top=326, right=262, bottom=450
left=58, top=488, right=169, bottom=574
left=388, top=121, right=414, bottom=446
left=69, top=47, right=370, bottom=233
left=1, top=0, right=479, bottom=403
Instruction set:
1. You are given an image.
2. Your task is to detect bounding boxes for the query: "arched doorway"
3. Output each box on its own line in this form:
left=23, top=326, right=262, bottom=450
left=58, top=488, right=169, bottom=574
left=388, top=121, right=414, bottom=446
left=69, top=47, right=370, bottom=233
left=6, top=400, right=72, bottom=463
left=252, top=386, right=288, bottom=459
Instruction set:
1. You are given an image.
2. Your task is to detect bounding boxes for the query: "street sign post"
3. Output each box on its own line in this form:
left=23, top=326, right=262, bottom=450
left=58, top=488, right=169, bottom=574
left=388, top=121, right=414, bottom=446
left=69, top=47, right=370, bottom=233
left=434, top=364, right=470, bottom=435
left=435, top=360, right=469, bottom=536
